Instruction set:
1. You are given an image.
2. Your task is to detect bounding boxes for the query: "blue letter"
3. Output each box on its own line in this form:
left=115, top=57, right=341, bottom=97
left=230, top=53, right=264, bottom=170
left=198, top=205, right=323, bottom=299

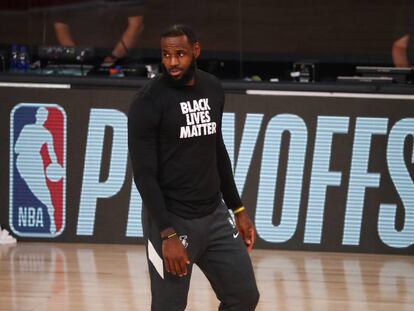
left=78, top=109, right=128, bottom=235
left=379, top=118, right=414, bottom=248
left=304, top=116, right=349, bottom=244
left=256, top=114, right=307, bottom=243
left=343, top=118, right=388, bottom=245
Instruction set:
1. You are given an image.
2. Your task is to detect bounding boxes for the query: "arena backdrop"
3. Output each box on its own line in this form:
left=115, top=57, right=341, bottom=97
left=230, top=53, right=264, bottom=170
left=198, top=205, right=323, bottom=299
left=0, top=86, right=413, bottom=255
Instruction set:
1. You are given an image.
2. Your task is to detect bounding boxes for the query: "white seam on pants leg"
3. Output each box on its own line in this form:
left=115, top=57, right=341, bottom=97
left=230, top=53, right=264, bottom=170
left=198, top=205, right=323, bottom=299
left=148, top=239, right=164, bottom=279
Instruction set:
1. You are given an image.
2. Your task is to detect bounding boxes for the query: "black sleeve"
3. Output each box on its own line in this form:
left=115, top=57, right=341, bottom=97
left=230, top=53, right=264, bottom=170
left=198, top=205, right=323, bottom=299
left=128, top=91, right=171, bottom=232
left=216, top=86, right=243, bottom=210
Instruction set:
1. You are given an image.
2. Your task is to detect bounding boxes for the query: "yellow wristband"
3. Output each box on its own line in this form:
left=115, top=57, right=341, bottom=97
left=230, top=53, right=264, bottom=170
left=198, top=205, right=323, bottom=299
left=162, top=232, right=177, bottom=241
left=233, top=206, right=245, bottom=215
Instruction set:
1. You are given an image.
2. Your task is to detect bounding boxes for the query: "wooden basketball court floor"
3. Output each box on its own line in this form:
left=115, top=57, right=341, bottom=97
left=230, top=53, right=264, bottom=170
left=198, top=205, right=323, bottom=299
left=0, top=242, right=413, bottom=310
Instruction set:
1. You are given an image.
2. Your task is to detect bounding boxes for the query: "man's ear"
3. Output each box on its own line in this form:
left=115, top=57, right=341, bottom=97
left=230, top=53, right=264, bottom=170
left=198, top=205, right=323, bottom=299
left=193, top=42, right=201, bottom=59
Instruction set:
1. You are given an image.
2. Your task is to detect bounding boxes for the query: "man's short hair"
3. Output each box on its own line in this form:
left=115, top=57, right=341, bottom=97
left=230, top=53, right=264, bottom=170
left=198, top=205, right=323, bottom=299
left=161, top=24, right=198, bottom=45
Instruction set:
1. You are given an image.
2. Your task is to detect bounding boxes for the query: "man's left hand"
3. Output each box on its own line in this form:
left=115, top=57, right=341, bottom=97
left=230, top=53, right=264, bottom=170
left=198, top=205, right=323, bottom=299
left=234, top=210, right=256, bottom=252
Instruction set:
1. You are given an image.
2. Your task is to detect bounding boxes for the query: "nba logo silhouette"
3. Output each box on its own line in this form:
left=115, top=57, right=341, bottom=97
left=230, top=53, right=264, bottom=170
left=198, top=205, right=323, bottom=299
left=10, top=103, right=66, bottom=237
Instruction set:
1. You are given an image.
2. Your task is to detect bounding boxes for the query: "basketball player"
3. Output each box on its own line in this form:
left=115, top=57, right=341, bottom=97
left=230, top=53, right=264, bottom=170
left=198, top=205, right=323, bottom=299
left=128, top=25, right=260, bottom=310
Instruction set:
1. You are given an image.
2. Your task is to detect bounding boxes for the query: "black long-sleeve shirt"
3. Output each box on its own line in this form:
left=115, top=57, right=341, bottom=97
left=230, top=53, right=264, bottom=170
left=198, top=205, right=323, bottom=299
left=128, top=69, right=242, bottom=232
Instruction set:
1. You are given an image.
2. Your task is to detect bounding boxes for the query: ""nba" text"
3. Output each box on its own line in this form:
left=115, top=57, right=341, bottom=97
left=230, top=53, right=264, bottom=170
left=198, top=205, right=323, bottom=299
left=18, top=207, right=44, bottom=228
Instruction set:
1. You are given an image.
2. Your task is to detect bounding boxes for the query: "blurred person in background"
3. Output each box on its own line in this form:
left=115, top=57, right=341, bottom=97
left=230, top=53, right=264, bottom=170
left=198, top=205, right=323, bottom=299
left=53, top=0, right=145, bottom=64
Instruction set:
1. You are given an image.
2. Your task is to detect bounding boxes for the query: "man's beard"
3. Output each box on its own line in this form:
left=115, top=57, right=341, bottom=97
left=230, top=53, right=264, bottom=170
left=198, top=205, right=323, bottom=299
left=162, top=58, right=197, bottom=87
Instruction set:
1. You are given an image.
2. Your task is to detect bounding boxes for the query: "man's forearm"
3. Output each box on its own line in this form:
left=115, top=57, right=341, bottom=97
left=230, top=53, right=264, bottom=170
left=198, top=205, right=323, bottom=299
left=111, top=16, right=144, bottom=59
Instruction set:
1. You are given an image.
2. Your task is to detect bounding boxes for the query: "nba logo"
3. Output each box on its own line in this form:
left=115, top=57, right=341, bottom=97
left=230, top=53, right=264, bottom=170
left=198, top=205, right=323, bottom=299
left=10, top=103, right=66, bottom=237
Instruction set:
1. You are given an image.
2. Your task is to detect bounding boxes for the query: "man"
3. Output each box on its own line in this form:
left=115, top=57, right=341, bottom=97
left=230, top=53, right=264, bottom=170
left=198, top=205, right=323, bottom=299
left=128, top=24, right=259, bottom=310
left=53, top=0, right=144, bottom=64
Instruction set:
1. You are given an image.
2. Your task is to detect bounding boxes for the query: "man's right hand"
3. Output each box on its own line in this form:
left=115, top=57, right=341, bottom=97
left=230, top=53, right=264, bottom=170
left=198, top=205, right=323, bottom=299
left=161, top=229, right=190, bottom=277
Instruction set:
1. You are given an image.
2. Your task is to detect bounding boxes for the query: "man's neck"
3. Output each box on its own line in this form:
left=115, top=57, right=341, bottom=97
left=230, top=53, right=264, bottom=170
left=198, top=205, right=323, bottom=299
left=186, top=77, right=196, bottom=86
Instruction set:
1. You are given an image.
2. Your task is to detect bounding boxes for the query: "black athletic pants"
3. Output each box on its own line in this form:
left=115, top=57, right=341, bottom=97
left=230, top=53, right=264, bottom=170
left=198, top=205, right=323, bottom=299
left=142, top=201, right=260, bottom=311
